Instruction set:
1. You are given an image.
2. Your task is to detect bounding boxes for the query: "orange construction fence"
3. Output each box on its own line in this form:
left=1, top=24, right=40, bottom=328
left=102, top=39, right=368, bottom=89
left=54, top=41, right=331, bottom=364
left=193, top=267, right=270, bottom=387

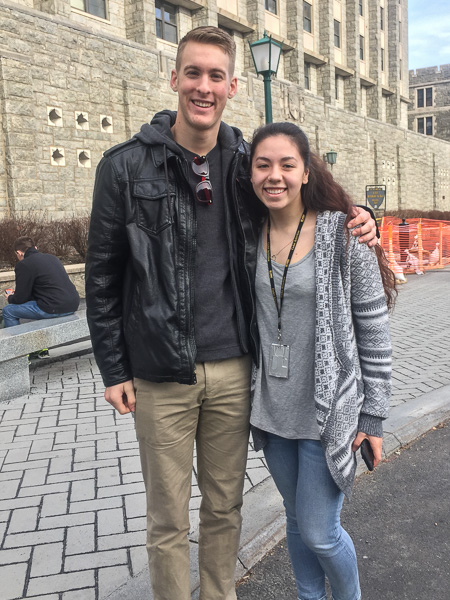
left=379, top=217, right=450, bottom=273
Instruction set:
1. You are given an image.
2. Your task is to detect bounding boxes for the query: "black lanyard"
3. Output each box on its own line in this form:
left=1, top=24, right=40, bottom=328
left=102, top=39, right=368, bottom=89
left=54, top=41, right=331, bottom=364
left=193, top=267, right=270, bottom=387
left=266, top=209, right=307, bottom=342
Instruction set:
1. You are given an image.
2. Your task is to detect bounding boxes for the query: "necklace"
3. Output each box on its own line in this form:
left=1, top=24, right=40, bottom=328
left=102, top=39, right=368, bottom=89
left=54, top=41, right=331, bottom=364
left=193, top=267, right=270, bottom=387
left=270, top=238, right=295, bottom=261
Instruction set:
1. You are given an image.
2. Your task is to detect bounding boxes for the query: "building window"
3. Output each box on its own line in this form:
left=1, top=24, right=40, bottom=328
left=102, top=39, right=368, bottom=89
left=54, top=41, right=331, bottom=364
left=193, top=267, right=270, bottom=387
left=417, top=89, right=424, bottom=108
left=156, top=0, right=177, bottom=43
left=303, top=2, right=312, bottom=33
left=304, top=62, right=310, bottom=90
left=265, top=0, right=277, bottom=14
left=417, top=87, right=433, bottom=108
left=381, top=48, right=384, bottom=71
left=359, top=0, right=363, bottom=16
left=334, top=20, right=340, bottom=48
left=335, top=75, right=339, bottom=100
left=360, top=36, right=364, bottom=60
left=417, top=117, right=433, bottom=135
left=380, top=7, right=384, bottom=30
left=417, top=117, right=424, bottom=134
left=71, top=0, right=106, bottom=19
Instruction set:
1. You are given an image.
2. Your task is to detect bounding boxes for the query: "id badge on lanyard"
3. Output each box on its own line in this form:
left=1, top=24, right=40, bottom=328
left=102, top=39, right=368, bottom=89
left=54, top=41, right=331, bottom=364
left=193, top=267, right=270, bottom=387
left=269, top=343, right=290, bottom=378
left=266, top=210, right=307, bottom=380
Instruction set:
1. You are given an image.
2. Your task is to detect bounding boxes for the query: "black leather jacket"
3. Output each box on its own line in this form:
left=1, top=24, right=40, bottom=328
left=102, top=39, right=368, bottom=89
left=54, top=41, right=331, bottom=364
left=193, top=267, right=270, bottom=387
left=85, top=111, right=259, bottom=387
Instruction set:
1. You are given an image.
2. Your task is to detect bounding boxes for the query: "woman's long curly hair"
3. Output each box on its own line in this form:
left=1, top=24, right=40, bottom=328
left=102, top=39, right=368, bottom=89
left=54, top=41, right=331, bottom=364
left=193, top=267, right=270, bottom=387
left=249, top=122, right=397, bottom=310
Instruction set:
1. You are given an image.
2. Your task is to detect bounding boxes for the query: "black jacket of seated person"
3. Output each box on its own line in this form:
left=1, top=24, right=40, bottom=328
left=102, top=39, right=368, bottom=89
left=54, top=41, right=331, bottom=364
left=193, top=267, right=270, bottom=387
left=8, top=247, right=80, bottom=314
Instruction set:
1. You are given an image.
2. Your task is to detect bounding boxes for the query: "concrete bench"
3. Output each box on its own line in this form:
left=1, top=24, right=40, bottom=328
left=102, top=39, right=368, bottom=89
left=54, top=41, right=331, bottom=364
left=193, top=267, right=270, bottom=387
left=0, top=310, right=89, bottom=402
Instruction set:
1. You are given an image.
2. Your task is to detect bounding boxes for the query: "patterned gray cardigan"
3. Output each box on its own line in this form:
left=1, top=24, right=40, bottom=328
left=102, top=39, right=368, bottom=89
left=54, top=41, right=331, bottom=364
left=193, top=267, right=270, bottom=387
left=252, top=210, right=392, bottom=499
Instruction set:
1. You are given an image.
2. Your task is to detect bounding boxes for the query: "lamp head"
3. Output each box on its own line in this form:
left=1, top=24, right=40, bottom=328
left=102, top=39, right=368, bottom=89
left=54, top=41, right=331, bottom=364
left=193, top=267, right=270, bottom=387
left=249, top=32, right=282, bottom=76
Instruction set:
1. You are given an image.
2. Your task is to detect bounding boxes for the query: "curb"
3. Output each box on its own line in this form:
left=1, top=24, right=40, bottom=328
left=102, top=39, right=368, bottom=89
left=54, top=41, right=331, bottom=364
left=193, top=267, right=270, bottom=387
left=28, top=338, right=92, bottom=366
left=106, top=384, right=450, bottom=599
left=382, top=385, right=450, bottom=457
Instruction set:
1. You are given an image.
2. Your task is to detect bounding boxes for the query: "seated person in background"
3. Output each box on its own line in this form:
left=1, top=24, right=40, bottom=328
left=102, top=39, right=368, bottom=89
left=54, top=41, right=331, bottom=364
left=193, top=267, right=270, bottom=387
left=2, top=237, right=80, bottom=337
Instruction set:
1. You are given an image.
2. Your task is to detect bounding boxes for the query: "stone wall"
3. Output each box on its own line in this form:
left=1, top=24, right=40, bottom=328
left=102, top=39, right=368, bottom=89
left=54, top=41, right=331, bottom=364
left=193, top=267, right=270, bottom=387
left=0, top=1, right=165, bottom=218
left=0, top=1, right=449, bottom=220
left=292, top=90, right=450, bottom=212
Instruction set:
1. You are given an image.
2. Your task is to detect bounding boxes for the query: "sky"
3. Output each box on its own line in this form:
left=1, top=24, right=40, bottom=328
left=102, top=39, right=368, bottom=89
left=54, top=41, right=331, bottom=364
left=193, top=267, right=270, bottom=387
left=408, top=0, right=450, bottom=71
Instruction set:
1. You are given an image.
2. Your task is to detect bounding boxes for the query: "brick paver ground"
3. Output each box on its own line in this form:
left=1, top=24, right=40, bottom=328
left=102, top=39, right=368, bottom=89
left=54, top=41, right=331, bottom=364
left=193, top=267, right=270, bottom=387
left=0, top=270, right=449, bottom=599
left=389, top=271, right=450, bottom=406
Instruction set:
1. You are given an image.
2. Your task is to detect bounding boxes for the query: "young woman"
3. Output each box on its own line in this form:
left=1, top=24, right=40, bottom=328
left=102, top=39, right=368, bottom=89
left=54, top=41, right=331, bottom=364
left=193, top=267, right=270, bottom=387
left=248, top=122, right=395, bottom=600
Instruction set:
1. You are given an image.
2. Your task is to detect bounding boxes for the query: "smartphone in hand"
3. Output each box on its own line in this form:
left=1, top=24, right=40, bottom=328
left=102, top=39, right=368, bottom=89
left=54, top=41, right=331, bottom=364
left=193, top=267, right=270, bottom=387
left=360, top=438, right=374, bottom=471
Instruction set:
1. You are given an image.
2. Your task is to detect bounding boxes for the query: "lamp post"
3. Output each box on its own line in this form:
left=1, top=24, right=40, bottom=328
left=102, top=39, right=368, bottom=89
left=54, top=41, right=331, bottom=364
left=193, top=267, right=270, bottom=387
left=249, top=32, right=282, bottom=123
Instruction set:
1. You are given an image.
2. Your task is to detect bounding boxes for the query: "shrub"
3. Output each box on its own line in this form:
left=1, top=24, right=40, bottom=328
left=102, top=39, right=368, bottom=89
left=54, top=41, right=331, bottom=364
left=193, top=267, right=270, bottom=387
left=45, top=220, right=73, bottom=259
left=0, top=210, right=50, bottom=267
left=0, top=213, right=91, bottom=269
left=64, top=215, right=90, bottom=260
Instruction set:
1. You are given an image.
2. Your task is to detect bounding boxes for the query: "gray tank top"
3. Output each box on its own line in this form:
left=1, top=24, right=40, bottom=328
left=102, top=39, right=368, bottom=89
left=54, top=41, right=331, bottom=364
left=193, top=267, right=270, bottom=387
left=250, top=237, right=320, bottom=440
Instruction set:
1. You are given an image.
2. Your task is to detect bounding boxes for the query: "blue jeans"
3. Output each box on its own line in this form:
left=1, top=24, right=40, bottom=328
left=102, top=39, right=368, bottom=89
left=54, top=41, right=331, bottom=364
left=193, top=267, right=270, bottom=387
left=264, top=434, right=361, bottom=600
left=2, top=300, right=74, bottom=328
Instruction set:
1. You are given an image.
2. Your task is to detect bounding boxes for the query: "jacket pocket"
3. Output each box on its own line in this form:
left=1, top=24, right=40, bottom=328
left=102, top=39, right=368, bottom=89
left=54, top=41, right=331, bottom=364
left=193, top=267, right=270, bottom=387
left=133, top=179, right=173, bottom=236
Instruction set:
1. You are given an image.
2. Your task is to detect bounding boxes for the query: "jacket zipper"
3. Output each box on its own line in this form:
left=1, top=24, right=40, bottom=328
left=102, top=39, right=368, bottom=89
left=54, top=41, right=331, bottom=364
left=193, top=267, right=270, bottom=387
left=176, top=157, right=197, bottom=384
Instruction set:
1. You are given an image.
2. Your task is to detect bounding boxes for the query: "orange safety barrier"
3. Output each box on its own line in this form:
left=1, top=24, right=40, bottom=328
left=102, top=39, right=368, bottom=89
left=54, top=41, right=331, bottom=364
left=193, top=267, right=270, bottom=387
left=379, top=217, right=450, bottom=274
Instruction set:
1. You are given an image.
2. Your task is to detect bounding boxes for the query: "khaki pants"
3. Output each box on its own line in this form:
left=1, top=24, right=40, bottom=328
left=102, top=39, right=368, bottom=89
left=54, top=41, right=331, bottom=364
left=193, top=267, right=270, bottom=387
left=134, top=355, right=251, bottom=600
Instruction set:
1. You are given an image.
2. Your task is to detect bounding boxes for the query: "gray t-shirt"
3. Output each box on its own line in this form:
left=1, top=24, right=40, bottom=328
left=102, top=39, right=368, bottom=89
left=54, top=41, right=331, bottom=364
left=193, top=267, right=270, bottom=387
left=250, top=237, right=320, bottom=440
left=181, top=144, right=242, bottom=362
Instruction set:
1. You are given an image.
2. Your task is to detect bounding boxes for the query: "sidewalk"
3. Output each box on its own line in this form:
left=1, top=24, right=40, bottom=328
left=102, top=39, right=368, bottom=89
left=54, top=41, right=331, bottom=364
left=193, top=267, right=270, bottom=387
left=1, top=270, right=449, bottom=600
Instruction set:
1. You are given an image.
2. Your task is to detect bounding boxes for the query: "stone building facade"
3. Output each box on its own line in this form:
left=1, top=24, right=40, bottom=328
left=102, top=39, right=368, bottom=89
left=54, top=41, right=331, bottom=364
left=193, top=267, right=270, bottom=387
left=408, top=64, right=450, bottom=144
left=0, top=0, right=449, bottom=220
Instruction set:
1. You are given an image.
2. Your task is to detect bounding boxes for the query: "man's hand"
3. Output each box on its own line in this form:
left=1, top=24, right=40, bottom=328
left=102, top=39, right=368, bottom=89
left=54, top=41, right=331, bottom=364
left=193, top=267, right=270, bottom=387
left=352, top=431, right=383, bottom=468
left=347, top=206, right=378, bottom=247
left=104, top=380, right=136, bottom=415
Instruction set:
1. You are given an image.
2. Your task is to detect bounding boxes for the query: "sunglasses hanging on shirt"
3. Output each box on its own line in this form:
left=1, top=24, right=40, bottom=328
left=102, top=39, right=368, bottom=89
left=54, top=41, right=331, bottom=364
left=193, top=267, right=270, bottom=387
left=192, top=156, right=213, bottom=205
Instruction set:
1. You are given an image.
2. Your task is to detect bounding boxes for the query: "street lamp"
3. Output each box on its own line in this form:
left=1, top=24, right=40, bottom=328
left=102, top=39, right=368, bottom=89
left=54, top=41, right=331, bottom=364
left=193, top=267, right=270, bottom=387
left=249, top=32, right=282, bottom=123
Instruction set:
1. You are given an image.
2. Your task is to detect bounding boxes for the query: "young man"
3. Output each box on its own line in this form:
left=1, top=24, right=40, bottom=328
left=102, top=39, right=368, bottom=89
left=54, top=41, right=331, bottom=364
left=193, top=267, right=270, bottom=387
left=85, top=27, right=376, bottom=600
left=3, top=237, right=80, bottom=332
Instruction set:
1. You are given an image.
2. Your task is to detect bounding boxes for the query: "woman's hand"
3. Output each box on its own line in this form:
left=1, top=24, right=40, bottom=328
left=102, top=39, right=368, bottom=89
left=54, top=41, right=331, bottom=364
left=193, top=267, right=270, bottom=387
left=352, top=431, right=383, bottom=468
left=347, top=206, right=378, bottom=247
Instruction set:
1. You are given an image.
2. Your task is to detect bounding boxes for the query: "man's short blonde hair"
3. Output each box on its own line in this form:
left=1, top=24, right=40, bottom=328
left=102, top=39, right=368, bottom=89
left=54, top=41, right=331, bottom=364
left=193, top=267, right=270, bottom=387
left=175, top=26, right=236, bottom=75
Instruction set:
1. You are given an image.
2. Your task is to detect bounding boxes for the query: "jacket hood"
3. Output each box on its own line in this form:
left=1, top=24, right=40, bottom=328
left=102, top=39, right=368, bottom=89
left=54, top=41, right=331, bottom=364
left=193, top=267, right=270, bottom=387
left=134, top=110, right=245, bottom=157
left=134, top=110, right=182, bottom=157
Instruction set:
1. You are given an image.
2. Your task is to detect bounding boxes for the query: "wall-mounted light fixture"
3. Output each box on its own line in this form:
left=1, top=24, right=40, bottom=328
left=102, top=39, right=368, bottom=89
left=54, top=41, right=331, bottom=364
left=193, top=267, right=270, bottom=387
left=324, top=150, right=337, bottom=165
